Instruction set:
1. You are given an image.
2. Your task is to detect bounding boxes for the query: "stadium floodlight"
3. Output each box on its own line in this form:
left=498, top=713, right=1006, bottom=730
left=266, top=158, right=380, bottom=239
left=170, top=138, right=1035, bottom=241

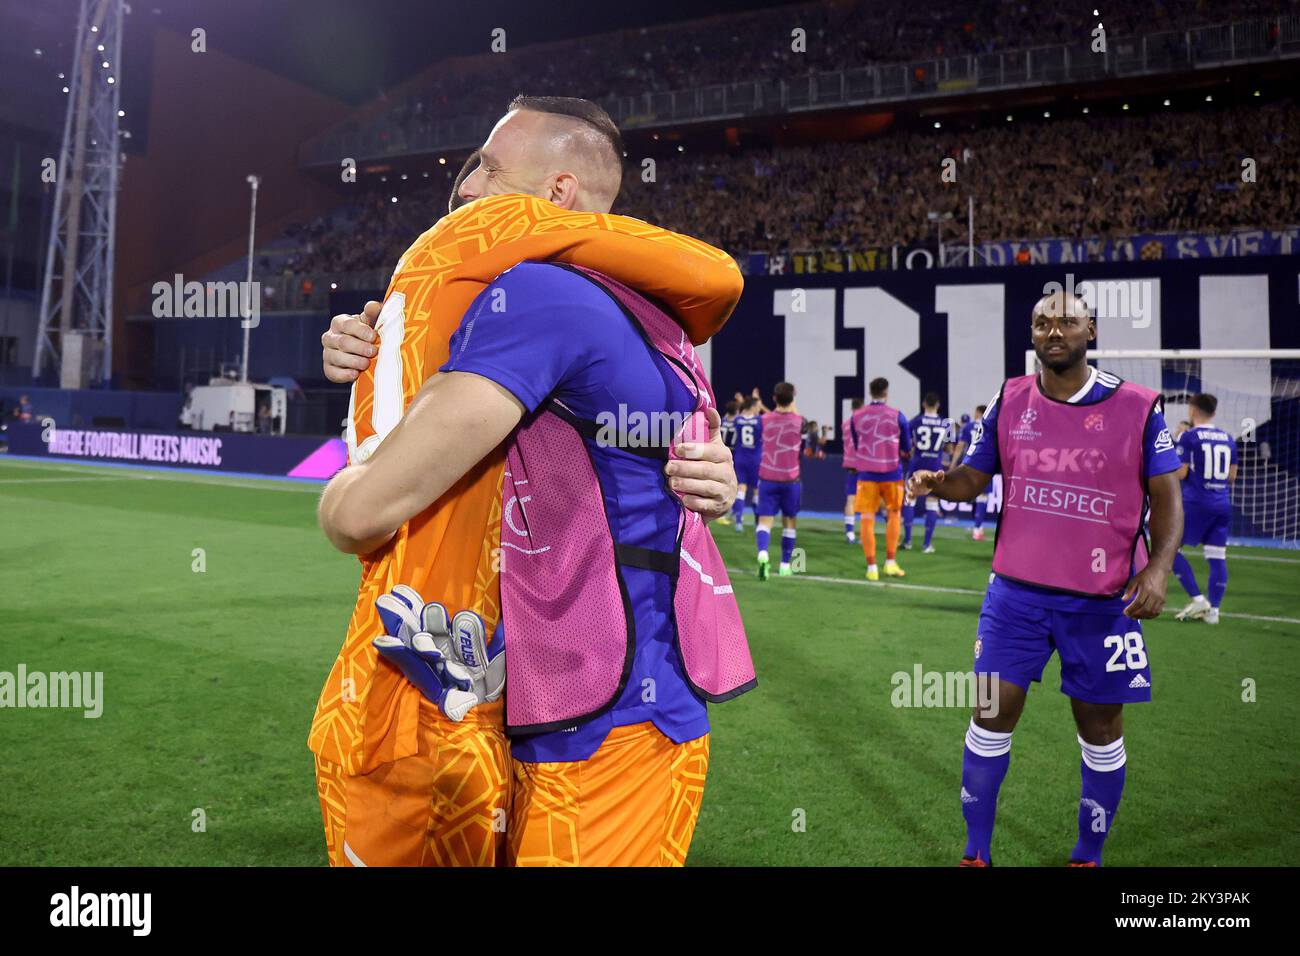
left=240, top=175, right=260, bottom=383
left=34, top=0, right=126, bottom=386
left=1025, top=349, right=1300, bottom=546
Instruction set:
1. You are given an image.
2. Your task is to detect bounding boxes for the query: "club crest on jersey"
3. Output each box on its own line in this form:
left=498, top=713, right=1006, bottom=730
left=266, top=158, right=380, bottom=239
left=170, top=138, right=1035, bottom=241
left=1084, top=412, right=1105, bottom=432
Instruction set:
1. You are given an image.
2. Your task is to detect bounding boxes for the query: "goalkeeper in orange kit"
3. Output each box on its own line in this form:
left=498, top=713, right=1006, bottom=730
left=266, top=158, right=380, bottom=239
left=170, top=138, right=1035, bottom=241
left=310, top=97, right=742, bottom=866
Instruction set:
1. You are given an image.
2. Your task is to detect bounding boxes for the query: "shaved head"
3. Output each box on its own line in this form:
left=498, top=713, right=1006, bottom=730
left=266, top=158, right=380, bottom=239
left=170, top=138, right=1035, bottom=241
left=1031, top=290, right=1092, bottom=322
left=456, top=96, right=624, bottom=213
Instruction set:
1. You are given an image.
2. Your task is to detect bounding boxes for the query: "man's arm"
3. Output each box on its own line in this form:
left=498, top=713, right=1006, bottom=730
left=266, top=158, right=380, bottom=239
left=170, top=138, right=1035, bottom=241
left=907, top=463, right=993, bottom=502
left=319, top=371, right=524, bottom=554
left=320, top=302, right=737, bottom=518
left=1121, top=471, right=1183, bottom=619
left=898, top=411, right=912, bottom=463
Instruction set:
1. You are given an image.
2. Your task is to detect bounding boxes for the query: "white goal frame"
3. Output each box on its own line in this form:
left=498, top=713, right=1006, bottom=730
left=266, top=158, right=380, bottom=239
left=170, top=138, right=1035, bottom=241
left=1023, top=349, right=1300, bottom=376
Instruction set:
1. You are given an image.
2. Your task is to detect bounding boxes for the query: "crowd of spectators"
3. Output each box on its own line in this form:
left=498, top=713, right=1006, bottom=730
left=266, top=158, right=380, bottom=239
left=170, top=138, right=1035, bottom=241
left=329, top=0, right=1294, bottom=150
left=618, top=101, right=1300, bottom=251
left=278, top=100, right=1299, bottom=279
left=278, top=189, right=445, bottom=277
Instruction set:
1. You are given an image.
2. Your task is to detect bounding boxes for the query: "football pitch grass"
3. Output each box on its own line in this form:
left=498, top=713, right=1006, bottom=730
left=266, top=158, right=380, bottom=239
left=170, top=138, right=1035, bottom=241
left=1, top=456, right=1297, bottom=867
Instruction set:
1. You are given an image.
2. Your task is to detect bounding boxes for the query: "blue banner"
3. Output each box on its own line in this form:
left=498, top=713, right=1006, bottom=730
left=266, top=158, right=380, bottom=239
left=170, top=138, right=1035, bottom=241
left=744, top=228, right=1300, bottom=274
left=6, top=423, right=347, bottom=479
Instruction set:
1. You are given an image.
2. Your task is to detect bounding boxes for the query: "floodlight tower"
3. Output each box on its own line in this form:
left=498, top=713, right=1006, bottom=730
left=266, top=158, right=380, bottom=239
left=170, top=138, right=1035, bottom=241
left=33, top=0, right=126, bottom=387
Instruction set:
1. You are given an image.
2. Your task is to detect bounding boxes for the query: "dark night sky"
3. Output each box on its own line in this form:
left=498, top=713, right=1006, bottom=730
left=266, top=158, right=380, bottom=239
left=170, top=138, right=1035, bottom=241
left=0, top=0, right=808, bottom=140
left=149, top=0, right=807, bottom=103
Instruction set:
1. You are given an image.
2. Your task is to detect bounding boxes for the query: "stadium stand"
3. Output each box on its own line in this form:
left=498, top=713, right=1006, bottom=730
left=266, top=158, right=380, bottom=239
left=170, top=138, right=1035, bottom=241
left=266, top=99, right=1300, bottom=278
left=331, top=0, right=1297, bottom=143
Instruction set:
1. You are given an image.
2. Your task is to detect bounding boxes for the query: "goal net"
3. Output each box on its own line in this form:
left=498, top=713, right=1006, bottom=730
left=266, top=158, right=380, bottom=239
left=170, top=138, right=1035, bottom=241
left=1024, top=349, right=1300, bottom=548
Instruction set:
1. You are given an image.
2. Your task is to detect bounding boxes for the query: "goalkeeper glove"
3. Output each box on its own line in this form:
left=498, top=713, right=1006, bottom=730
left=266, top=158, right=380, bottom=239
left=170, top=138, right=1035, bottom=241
left=447, top=609, right=505, bottom=705
left=373, top=584, right=478, bottom=721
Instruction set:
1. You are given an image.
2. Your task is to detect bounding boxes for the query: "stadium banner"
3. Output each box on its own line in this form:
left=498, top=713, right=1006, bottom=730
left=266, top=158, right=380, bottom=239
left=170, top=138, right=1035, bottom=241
left=744, top=227, right=1300, bottom=275
left=6, top=423, right=348, bottom=479
left=706, top=253, right=1300, bottom=451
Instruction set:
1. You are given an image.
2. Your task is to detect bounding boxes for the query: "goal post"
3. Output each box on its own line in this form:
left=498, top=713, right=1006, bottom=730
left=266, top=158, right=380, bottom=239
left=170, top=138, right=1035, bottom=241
left=1022, top=349, right=1300, bottom=547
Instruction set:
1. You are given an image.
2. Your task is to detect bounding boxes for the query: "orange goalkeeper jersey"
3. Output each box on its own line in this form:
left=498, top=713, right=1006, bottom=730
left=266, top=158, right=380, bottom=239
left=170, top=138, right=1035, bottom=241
left=308, top=194, right=743, bottom=774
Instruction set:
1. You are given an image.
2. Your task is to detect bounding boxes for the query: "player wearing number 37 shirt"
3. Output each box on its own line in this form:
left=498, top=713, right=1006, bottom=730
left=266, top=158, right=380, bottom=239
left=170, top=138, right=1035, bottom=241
left=908, top=291, right=1183, bottom=868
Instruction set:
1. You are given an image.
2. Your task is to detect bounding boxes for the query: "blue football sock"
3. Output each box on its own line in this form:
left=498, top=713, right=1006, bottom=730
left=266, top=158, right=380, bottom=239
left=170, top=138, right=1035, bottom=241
left=1172, top=551, right=1201, bottom=598
left=923, top=510, right=938, bottom=548
left=1207, top=557, right=1228, bottom=608
left=973, top=499, right=987, bottom=530
left=844, top=515, right=855, bottom=535
left=961, top=719, right=1012, bottom=863
left=1072, top=736, right=1126, bottom=865
left=781, top=529, right=796, bottom=565
left=901, top=502, right=915, bottom=544
left=731, top=493, right=745, bottom=524
left=756, top=528, right=770, bottom=558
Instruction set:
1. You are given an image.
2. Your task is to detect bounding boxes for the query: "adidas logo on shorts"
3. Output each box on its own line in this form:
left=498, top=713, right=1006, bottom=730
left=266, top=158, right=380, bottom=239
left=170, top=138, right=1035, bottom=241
left=1128, top=674, right=1151, bottom=689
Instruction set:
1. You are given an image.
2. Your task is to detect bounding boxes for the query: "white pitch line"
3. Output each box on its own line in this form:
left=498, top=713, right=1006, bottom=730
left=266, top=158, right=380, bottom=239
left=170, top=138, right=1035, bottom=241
left=727, top=564, right=985, bottom=597
left=0, top=476, right=132, bottom=485
left=725, top=566, right=1300, bottom=627
left=0, top=459, right=321, bottom=493
left=1183, top=549, right=1300, bottom=566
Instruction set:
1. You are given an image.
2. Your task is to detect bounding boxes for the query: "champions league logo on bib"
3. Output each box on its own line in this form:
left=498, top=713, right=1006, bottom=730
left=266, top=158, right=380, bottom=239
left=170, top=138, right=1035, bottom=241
left=1010, top=408, right=1041, bottom=442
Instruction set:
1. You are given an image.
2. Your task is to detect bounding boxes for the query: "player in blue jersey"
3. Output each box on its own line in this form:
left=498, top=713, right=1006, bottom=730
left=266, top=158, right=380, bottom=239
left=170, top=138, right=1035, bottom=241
left=728, top=396, right=763, bottom=533
left=909, top=291, right=1183, bottom=867
left=949, top=406, right=990, bottom=540
left=842, top=398, right=865, bottom=542
left=901, top=392, right=953, bottom=553
left=720, top=400, right=739, bottom=447
left=1171, top=393, right=1239, bottom=625
left=715, top=400, right=740, bottom=525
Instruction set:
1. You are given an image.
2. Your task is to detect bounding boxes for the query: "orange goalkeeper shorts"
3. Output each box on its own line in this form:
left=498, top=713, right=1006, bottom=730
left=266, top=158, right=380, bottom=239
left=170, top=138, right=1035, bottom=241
left=314, top=697, right=510, bottom=867
left=856, top=479, right=905, bottom=514
left=508, top=722, right=710, bottom=867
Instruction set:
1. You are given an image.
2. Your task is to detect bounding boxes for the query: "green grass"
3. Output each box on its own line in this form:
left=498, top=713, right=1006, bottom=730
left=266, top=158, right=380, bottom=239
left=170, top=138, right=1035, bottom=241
left=1, top=457, right=1296, bottom=866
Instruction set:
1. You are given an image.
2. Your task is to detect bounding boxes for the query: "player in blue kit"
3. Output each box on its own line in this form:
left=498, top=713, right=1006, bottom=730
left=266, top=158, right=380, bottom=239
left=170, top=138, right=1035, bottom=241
left=715, top=401, right=740, bottom=525
left=901, top=392, right=952, bottom=553
left=909, top=291, right=1183, bottom=868
left=728, top=397, right=763, bottom=533
left=1172, top=394, right=1238, bottom=625
left=950, top=406, right=990, bottom=539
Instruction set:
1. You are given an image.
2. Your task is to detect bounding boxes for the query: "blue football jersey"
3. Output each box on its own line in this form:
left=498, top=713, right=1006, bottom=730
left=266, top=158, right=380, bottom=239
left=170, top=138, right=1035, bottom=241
left=732, top=413, right=762, bottom=461
left=721, top=416, right=737, bottom=448
left=909, top=413, right=953, bottom=472
left=1177, top=425, right=1238, bottom=510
